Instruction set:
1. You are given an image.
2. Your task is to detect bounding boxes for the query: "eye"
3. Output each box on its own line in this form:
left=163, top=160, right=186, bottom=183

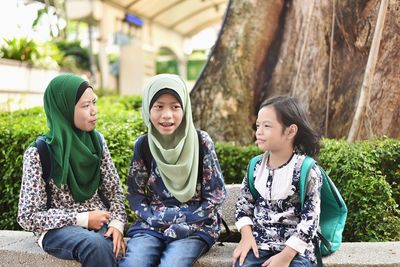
left=173, top=105, right=181, bottom=110
left=255, top=124, right=260, bottom=129
left=153, top=104, right=162, bottom=109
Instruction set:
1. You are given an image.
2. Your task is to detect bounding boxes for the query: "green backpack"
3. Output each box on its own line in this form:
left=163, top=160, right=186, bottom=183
left=246, top=155, right=347, bottom=266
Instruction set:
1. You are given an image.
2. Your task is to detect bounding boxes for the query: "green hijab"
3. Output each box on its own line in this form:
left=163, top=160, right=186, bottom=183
left=142, top=74, right=199, bottom=203
left=38, top=74, right=102, bottom=202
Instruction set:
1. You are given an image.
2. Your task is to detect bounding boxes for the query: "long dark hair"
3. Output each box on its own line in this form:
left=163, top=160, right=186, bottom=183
left=260, top=95, right=320, bottom=157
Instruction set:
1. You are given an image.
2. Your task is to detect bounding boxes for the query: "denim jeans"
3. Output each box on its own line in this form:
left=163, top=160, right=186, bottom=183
left=234, top=249, right=313, bottom=267
left=118, top=233, right=208, bottom=267
left=42, top=225, right=116, bottom=267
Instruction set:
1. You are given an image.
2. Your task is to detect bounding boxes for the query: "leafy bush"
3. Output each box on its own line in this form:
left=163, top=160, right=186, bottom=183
left=215, top=143, right=261, bottom=184
left=0, top=37, right=60, bottom=69
left=0, top=97, right=399, bottom=243
left=0, top=100, right=145, bottom=230
left=54, top=40, right=90, bottom=71
left=320, top=138, right=400, bottom=241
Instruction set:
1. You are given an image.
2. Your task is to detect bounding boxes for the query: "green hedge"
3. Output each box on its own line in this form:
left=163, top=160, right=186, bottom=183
left=1, top=96, right=399, bottom=243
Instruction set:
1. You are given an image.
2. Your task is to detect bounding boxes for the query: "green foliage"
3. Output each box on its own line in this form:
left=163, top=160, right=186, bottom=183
left=1, top=98, right=399, bottom=243
left=0, top=37, right=40, bottom=62
left=97, top=95, right=142, bottom=111
left=319, top=138, right=400, bottom=241
left=0, top=98, right=145, bottom=230
left=215, top=143, right=261, bottom=184
left=187, top=59, right=206, bottom=81
left=0, top=37, right=60, bottom=69
left=54, top=40, right=90, bottom=71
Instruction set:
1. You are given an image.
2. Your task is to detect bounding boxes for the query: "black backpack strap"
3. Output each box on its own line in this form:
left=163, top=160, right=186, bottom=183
left=136, top=134, right=153, bottom=177
left=94, top=131, right=110, bottom=209
left=35, top=137, right=52, bottom=210
left=196, top=130, right=204, bottom=182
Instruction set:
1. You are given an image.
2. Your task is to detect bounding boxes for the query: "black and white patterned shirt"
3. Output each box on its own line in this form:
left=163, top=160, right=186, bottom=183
left=235, top=153, right=322, bottom=263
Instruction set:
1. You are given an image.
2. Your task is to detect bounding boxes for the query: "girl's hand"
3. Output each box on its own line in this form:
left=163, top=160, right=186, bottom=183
left=232, top=225, right=258, bottom=267
left=88, top=210, right=110, bottom=230
left=104, top=226, right=126, bottom=258
left=261, top=247, right=297, bottom=267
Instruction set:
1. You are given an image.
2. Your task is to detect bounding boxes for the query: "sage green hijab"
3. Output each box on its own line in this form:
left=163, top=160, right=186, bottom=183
left=39, top=74, right=102, bottom=202
left=142, top=74, right=199, bottom=203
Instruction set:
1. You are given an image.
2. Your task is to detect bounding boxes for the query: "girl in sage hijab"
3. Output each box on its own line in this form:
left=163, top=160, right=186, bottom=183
left=119, top=74, right=226, bottom=267
left=17, top=74, right=127, bottom=267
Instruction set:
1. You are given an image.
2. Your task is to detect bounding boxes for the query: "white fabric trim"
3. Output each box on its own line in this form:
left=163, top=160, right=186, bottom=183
left=37, top=231, right=47, bottom=249
left=285, top=235, right=308, bottom=254
left=76, top=212, right=89, bottom=228
left=254, top=154, right=297, bottom=200
left=235, top=216, right=253, bottom=232
left=108, top=219, right=124, bottom=235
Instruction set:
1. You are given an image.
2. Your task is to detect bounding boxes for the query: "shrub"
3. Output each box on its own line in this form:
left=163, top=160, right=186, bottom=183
left=320, top=138, right=400, bottom=241
left=0, top=100, right=145, bottom=230
left=0, top=97, right=399, bottom=243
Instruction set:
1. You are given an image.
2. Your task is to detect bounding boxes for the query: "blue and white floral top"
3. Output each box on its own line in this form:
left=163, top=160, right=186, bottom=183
left=126, top=130, right=226, bottom=249
left=235, top=152, right=322, bottom=263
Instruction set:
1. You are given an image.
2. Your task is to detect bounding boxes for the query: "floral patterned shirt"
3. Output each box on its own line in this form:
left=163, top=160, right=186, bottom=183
left=17, top=134, right=127, bottom=243
left=235, top=153, right=322, bottom=263
left=126, top=130, right=226, bottom=248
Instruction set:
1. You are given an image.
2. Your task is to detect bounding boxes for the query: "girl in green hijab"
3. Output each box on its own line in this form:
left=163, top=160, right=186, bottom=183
left=17, top=74, right=127, bottom=267
left=119, top=74, right=226, bottom=267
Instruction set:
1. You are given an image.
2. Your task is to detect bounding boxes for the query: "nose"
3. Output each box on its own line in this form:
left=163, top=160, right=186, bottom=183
left=161, top=109, right=172, bottom=119
left=90, top=105, right=97, bottom=116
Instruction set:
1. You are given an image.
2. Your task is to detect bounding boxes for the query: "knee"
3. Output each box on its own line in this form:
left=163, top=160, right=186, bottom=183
left=81, top=233, right=113, bottom=255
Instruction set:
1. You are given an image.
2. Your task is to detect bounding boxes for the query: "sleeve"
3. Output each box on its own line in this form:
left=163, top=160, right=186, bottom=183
left=99, top=137, right=127, bottom=234
left=181, top=131, right=226, bottom=225
left=285, top=165, right=322, bottom=253
left=126, top=136, right=186, bottom=229
left=234, top=162, right=257, bottom=232
left=17, top=148, right=78, bottom=233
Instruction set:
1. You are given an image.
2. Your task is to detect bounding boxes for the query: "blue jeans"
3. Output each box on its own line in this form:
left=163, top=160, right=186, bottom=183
left=234, top=250, right=313, bottom=267
left=42, top=225, right=117, bottom=267
left=118, top=233, right=208, bottom=267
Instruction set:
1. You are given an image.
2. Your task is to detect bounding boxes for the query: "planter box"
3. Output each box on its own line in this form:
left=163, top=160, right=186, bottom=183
left=0, top=58, right=60, bottom=111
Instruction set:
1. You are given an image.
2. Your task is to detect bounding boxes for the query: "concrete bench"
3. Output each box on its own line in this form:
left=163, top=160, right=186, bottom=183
left=2, top=184, right=400, bottom=266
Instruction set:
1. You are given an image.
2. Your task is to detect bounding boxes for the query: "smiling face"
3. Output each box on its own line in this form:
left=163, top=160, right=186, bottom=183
left=256, top=105, right=294, bottom=153
left=74, top=88, right=97, bottom=132
left=150, top=93, right=183, bottom=136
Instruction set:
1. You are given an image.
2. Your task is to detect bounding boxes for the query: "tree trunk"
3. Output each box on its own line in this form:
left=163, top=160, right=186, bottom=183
left=347, top=0, right=388, bottom=142
left=190, top=0, right=285, bottom=145
left=192, top=0, right=400, bottom=145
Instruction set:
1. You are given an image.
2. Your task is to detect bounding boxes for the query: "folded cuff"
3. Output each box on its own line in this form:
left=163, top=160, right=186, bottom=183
left=76, top=212, right=89, bottom=228
left=235, top=216, right=253, bottom=232
left=285, top=235, right=308, bottom=254
left=109, top=219, right=124, bottom=235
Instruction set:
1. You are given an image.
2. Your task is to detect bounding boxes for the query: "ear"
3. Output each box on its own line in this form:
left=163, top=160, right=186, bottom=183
left=286, top=124, right=298, bottom=140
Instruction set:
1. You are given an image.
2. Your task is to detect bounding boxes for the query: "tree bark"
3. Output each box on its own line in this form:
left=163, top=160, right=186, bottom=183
left=190, top=0, right=285, bottom=145
left=192, top=0, right=400, bottom=145
left=347, top=0, right=389, bottom=142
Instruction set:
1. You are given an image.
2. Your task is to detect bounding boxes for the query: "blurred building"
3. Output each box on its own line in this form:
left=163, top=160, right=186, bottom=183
left=65, top=0, right=227, bottom=95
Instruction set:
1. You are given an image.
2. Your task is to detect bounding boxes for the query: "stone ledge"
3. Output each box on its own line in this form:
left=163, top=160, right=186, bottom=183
left=195, top=241, right=400, bottom=267
left=2, top=230, right=400, bottom=267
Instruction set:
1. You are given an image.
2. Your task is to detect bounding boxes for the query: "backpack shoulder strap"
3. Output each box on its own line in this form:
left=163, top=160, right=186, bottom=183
left=35, top=137, right=51, bottom=183
left=95, top=130, right=104, bottom=155
left=299, top=156, right=316, bottom=208
left=35, top=137, right=52, bottom=209
left=246, top=154, right=262, bottom=200
left=196, top=130, right=204, bottom=181
left=137, top=134, right=153, bottom=177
